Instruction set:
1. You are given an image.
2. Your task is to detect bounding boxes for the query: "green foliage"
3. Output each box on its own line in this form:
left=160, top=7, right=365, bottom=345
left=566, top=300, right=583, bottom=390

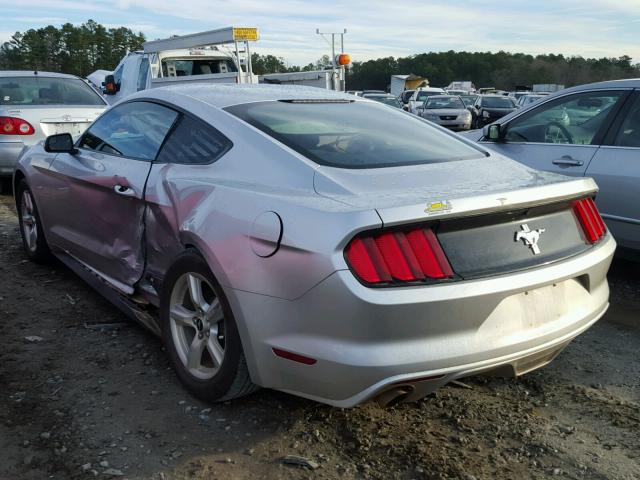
left=346, top=50, right=640, bottom=91
left=0, top=20, right=145, bottom=76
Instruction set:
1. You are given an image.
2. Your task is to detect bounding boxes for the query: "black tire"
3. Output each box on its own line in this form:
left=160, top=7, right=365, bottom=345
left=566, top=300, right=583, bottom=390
left=160, top=250, right=258, bottom=402
left=16, top=180, right=51, bottom=263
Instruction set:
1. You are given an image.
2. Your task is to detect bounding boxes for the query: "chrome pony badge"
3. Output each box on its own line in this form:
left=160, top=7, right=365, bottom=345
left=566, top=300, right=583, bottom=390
left=515, top=224, right=546, bottom=255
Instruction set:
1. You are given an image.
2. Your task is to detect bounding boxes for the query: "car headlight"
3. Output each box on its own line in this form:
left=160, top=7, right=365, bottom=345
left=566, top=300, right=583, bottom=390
left=482, top=111, right=490, bottom=118
left=462, top=111, right=471, bottom=119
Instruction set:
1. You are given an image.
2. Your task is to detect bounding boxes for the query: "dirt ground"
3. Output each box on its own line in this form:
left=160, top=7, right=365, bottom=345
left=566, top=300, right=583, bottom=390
left=0, top=192, right=639, bottom=480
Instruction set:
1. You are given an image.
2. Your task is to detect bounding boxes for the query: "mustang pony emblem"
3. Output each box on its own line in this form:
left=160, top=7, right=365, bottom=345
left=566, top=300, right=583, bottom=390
left=515, top=224, right=546, bottom=255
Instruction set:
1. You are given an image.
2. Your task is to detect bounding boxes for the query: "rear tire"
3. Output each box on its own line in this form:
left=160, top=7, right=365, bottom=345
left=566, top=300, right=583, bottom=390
left=16, top=180, right=50, bottom=263
left=160, top=250, right=258, bottom=402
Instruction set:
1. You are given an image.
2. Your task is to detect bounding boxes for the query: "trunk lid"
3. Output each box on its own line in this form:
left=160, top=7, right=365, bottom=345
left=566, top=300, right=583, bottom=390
left=315, top=155, right=600, bottom=279
left=1, top=105, right=105, bottom=144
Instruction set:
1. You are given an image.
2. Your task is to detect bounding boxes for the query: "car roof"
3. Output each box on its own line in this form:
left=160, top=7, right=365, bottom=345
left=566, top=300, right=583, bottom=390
left=0, top=70, right=82, bottom=80
left=559, top=78, right=640, bottom=94
left=140, top=83, right=359, bottom=108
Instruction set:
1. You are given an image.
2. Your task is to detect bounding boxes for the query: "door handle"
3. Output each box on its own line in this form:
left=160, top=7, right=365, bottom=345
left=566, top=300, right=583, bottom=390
left=552, top=156, right=584, bottom=167
left=113, top=184, right=135, bottom=196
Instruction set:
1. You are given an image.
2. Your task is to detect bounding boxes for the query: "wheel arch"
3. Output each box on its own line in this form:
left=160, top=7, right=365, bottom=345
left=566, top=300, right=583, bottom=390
left=170, top=232, right=263, bottom=386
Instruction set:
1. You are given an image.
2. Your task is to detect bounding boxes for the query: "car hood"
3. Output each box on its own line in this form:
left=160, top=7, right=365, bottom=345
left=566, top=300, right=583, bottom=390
left=424, top=108, right=469, bottom=116
left=313, top=153, right=597, bottom=225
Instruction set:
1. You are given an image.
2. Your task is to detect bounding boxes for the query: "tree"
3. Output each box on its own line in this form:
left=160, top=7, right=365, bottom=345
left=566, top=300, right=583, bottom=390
left=0, top=20, right=145, bottom=76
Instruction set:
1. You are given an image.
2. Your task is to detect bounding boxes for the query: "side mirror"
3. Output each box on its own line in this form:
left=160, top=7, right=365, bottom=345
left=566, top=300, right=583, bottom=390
left=103, top=74, right=118, bottom=95
left=483, top=123, right=503, bottom=141
left=44, top=133, right=77, bottom=154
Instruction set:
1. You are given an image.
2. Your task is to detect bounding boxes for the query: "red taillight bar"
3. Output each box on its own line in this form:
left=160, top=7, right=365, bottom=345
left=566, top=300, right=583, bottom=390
left=0, top=117, right=35, bottom=135
left=345, top=226, right=454, bottom=286
left=573, top=198, right=606, bottom=244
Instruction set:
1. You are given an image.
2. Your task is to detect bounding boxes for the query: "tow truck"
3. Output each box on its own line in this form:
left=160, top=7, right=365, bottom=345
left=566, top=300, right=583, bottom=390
left=92, top=26, right=350, bottom=104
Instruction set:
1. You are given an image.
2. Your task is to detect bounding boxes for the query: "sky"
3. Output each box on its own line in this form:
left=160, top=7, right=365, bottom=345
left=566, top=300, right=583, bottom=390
left=1, top=0, right=640, bottom=66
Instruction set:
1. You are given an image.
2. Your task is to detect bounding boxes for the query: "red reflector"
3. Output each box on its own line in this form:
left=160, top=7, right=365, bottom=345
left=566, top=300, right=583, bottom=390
left=573, top=198, right=606, bottom=244
left=345, top=226, right=454, bottom=285
left=0, top=117, right=35, bottom=135
left=272, top=348, right=317, bottom=365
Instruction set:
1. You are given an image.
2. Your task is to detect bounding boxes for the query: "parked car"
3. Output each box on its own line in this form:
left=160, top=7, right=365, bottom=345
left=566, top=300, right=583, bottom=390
left=0, top=71, right=107, bottom=192
left=461, top=78, right=640, bottom=252
left=420, top=95, right=472, bottom=130
left=471, top=95, right=517, bottom=128
left=15, top=84, right=614, bottom=407
left=407, top=87, right=446, bottom=114
left=516, top=94, right=545, bottom=108
left=362, top=93, right=402, bottom=109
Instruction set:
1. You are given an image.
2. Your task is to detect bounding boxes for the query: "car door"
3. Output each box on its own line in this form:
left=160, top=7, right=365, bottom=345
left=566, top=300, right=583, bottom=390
left=46, top=101, right=178, bottom=289
left=585, top=91, right=640, bottom=250
left=481, top=89, right=631, bottom=176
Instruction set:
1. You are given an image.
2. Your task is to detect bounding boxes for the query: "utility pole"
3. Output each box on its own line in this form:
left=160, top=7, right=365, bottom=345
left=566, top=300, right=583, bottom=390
left=316, top=28, right=347, bottom=90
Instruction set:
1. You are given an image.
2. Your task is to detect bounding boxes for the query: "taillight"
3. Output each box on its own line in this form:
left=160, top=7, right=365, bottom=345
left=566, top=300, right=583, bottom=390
left=345, top=227, right=454, bottom=286
left=0, top=117, right=35, bottom=135
left=573, top=198, right=606, bottom=244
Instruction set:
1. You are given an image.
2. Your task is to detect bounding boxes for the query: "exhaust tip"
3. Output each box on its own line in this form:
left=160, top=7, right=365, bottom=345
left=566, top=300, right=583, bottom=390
left=375, top=385, right=415, bottom=408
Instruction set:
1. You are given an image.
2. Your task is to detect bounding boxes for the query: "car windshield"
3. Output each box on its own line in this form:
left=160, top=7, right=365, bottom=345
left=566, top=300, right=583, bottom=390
left=482, top=97, right=515, bottom=108
left=366, top=95, right=402, bottom=108
left=425, top=97, right=465, bottom=109
left=161, top=57, right=238, bottom=77
left=226, top=100, right=483, bottom=169
left=0, top=76, right=105, bottom=106
left=416, top=91, right=443, bottom=101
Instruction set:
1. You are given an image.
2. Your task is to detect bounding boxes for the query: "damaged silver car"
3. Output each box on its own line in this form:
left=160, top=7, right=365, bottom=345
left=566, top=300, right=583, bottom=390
left=14, top=84, right=615, bottom=407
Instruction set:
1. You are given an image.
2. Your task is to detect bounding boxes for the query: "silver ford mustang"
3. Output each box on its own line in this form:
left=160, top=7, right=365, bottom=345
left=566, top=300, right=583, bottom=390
left=13, top=84, right=615, bottom=407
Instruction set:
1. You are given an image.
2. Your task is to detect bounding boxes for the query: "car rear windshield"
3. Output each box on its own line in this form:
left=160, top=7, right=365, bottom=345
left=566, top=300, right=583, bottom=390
left=225, top=100, right=484, bottom=169
left=0, top=76, right=105, bottom=106
left=481, top=97, right=515, bottom=108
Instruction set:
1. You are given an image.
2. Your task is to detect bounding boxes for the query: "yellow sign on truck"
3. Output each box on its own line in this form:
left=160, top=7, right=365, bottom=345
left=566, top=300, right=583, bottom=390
left=233, top=27, right=259, bottom=41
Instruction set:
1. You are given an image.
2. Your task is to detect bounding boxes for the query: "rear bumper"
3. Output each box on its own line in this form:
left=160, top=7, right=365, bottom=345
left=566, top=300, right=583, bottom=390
left=0, top=142, right=24, bottom=177
left=230, top=235, right=615, bottom=407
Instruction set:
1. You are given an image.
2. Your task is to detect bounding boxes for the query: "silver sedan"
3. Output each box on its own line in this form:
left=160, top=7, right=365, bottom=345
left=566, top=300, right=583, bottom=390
left=0, top=71, right=107, bottom=191
left=420, top=95, right=472, bottom=130
left=14, top=84, right=614, bottom=407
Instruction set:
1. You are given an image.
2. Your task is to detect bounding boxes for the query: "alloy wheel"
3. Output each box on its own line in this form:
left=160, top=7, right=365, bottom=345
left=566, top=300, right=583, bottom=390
left=20, top=190, right=38, bottom=253
left=169, top=272, right=226, bottom=380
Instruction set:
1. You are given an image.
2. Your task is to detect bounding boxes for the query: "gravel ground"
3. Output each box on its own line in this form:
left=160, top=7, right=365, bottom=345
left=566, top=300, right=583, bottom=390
left=0, top=192, right=639, bottom=480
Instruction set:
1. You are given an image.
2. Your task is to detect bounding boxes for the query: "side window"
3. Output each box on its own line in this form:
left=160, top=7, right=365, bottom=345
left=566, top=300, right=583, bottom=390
left=614, top=95, right=640, bottom=148
left=79, top=102, right=178, bottom=161
left=137, top=57, right=149, bottom=91
left=156, top=114, right=232, bottom=165
left=504, top=91, right=624, bottom=145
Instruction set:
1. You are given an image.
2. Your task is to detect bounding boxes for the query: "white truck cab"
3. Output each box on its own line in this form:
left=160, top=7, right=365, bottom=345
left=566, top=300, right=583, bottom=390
left=99, top=27, right=259, bottom=104
left=407, top=87, right=446, bottom=115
